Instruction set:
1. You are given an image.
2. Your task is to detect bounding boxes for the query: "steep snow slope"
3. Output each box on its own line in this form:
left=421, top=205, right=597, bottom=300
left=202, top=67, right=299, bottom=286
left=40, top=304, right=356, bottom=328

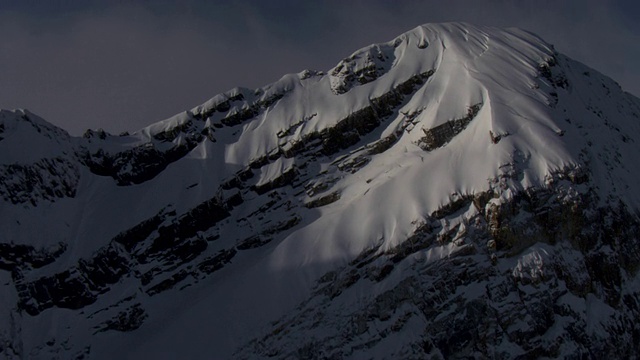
left=1, top=23, right=640, bottom=359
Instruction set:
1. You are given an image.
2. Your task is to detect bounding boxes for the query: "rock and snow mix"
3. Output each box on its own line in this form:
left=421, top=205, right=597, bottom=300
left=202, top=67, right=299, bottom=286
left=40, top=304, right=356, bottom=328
left=1, top=23, right=640, bottom=358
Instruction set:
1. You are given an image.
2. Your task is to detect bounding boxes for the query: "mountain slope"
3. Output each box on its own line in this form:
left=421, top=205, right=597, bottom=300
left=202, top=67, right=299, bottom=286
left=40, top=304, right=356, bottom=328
left=1, top=22, right=640, bottom=359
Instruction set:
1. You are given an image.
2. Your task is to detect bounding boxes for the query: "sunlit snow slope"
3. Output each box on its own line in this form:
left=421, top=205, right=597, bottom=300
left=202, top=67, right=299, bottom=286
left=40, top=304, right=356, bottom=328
left=2, top=23, right=640, bottom=359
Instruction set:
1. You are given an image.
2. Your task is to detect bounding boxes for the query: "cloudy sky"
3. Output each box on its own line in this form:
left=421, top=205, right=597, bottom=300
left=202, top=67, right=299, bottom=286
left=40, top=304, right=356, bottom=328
left=1, top=0, right=638, bottom=135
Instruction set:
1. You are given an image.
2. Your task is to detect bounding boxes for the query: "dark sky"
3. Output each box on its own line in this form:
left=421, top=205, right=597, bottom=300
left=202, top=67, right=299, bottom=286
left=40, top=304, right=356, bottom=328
left=1, top=0, right=638, bottom=135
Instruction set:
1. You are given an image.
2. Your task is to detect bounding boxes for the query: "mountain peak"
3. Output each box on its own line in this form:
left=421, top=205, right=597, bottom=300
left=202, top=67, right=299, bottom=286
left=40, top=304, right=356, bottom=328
left=2, top=23, right=640, bottom=358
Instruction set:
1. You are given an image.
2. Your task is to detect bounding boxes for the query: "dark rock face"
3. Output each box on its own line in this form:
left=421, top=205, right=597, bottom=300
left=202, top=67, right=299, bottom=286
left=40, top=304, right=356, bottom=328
left=11, top=190, right=244, bottom=317
left=82, top=138, right=201, bottom=186
left=321, top=71, right=435, bottom=156
left=15, top=243, right=131, bottom=316
left=278, top=71, right=434, bottom=161
left=0, top=242, right=66, bottom=271
left=305, top=192, right=340, bottom=209
left=220, top=92, right=285, bottom=127
left=329, top=42, right=398, bottom=95
left=141, top=197, right=230, bottom=263
left=81, top=115, right=210, bottom=186
left=80, top=89, right=292, bottom=187
left=237, top=235, right=272, bottom=251
left=0, top=157, right=79, bottom=205
left=191, top=88, right=288, bottom=129
left=113, top=209, right=174, bottom=252
left=192, top=89, right=266, bottom=125
left=93, top=303, right=147, bottom=333
left=196, top=248, right=237, bottom=275
left=539, top=55, right=569, bottom=90
left=191, top=93, right=242, bottom=121
left=252, top=167, right=297, bottom=195
left=418, top=103, right=483, bottom=151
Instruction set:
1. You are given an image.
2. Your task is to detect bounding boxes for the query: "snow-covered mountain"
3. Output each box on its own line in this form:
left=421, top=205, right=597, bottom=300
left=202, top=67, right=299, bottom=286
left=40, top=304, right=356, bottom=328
left=2, top=22, right=640, bottom=359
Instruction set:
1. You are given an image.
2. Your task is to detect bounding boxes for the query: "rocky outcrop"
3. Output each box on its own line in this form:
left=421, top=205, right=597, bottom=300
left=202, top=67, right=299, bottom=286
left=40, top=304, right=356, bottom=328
left=93, top=303, right=147, bottom=334
left=113, top=208, right=175, bottom=252
left=11, top=190, right=241, bottom=316
left=82, top=136, right=201, bottom=186
left=418, top=103, right=483, bottom=151
left=304, top=192, right=340, bottom=209
left=0, top=157, right=79, bottom=205
left=0, top=242, right=66, bottom=271
left=140, top=196, right=230, bottom=263
left=15, top=242, right=131, bottom=316
left=192, top=87, right=288, bottom=128
left=79, top=87, right=291, bottom=187
left=322, top=71, right=435, bottom=156
left=191, top=91, right=244, bottom=121
left=251, top=167, right=298, bottom=195
left=538, top=55, right=569, bottom=90
left=277, top=71, right=433, bottom=160
left=329, top=42, right=399, bottom=95
left=220, top=92, right=285, bottom=127
left=196, top=248, right=237, bottom=275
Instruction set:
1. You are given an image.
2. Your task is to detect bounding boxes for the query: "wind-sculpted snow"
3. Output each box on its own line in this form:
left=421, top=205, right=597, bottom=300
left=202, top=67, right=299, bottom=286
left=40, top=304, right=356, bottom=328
left=1, top=22, right=640, bottom=359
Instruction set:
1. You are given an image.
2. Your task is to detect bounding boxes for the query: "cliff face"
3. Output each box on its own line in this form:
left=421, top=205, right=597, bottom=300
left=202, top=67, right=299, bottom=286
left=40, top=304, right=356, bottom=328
left=1, top=23, right=640, bottom=359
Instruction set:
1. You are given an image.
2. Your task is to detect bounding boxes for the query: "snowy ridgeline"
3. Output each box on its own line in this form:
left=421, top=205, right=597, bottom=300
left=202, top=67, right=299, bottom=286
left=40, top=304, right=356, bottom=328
left=1, top=22, right=640, bottom=359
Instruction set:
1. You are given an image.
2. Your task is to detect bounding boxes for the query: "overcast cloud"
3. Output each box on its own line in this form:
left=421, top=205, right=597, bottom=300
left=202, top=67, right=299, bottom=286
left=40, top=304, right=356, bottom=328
left=0, top=0, right=638, bottom=135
